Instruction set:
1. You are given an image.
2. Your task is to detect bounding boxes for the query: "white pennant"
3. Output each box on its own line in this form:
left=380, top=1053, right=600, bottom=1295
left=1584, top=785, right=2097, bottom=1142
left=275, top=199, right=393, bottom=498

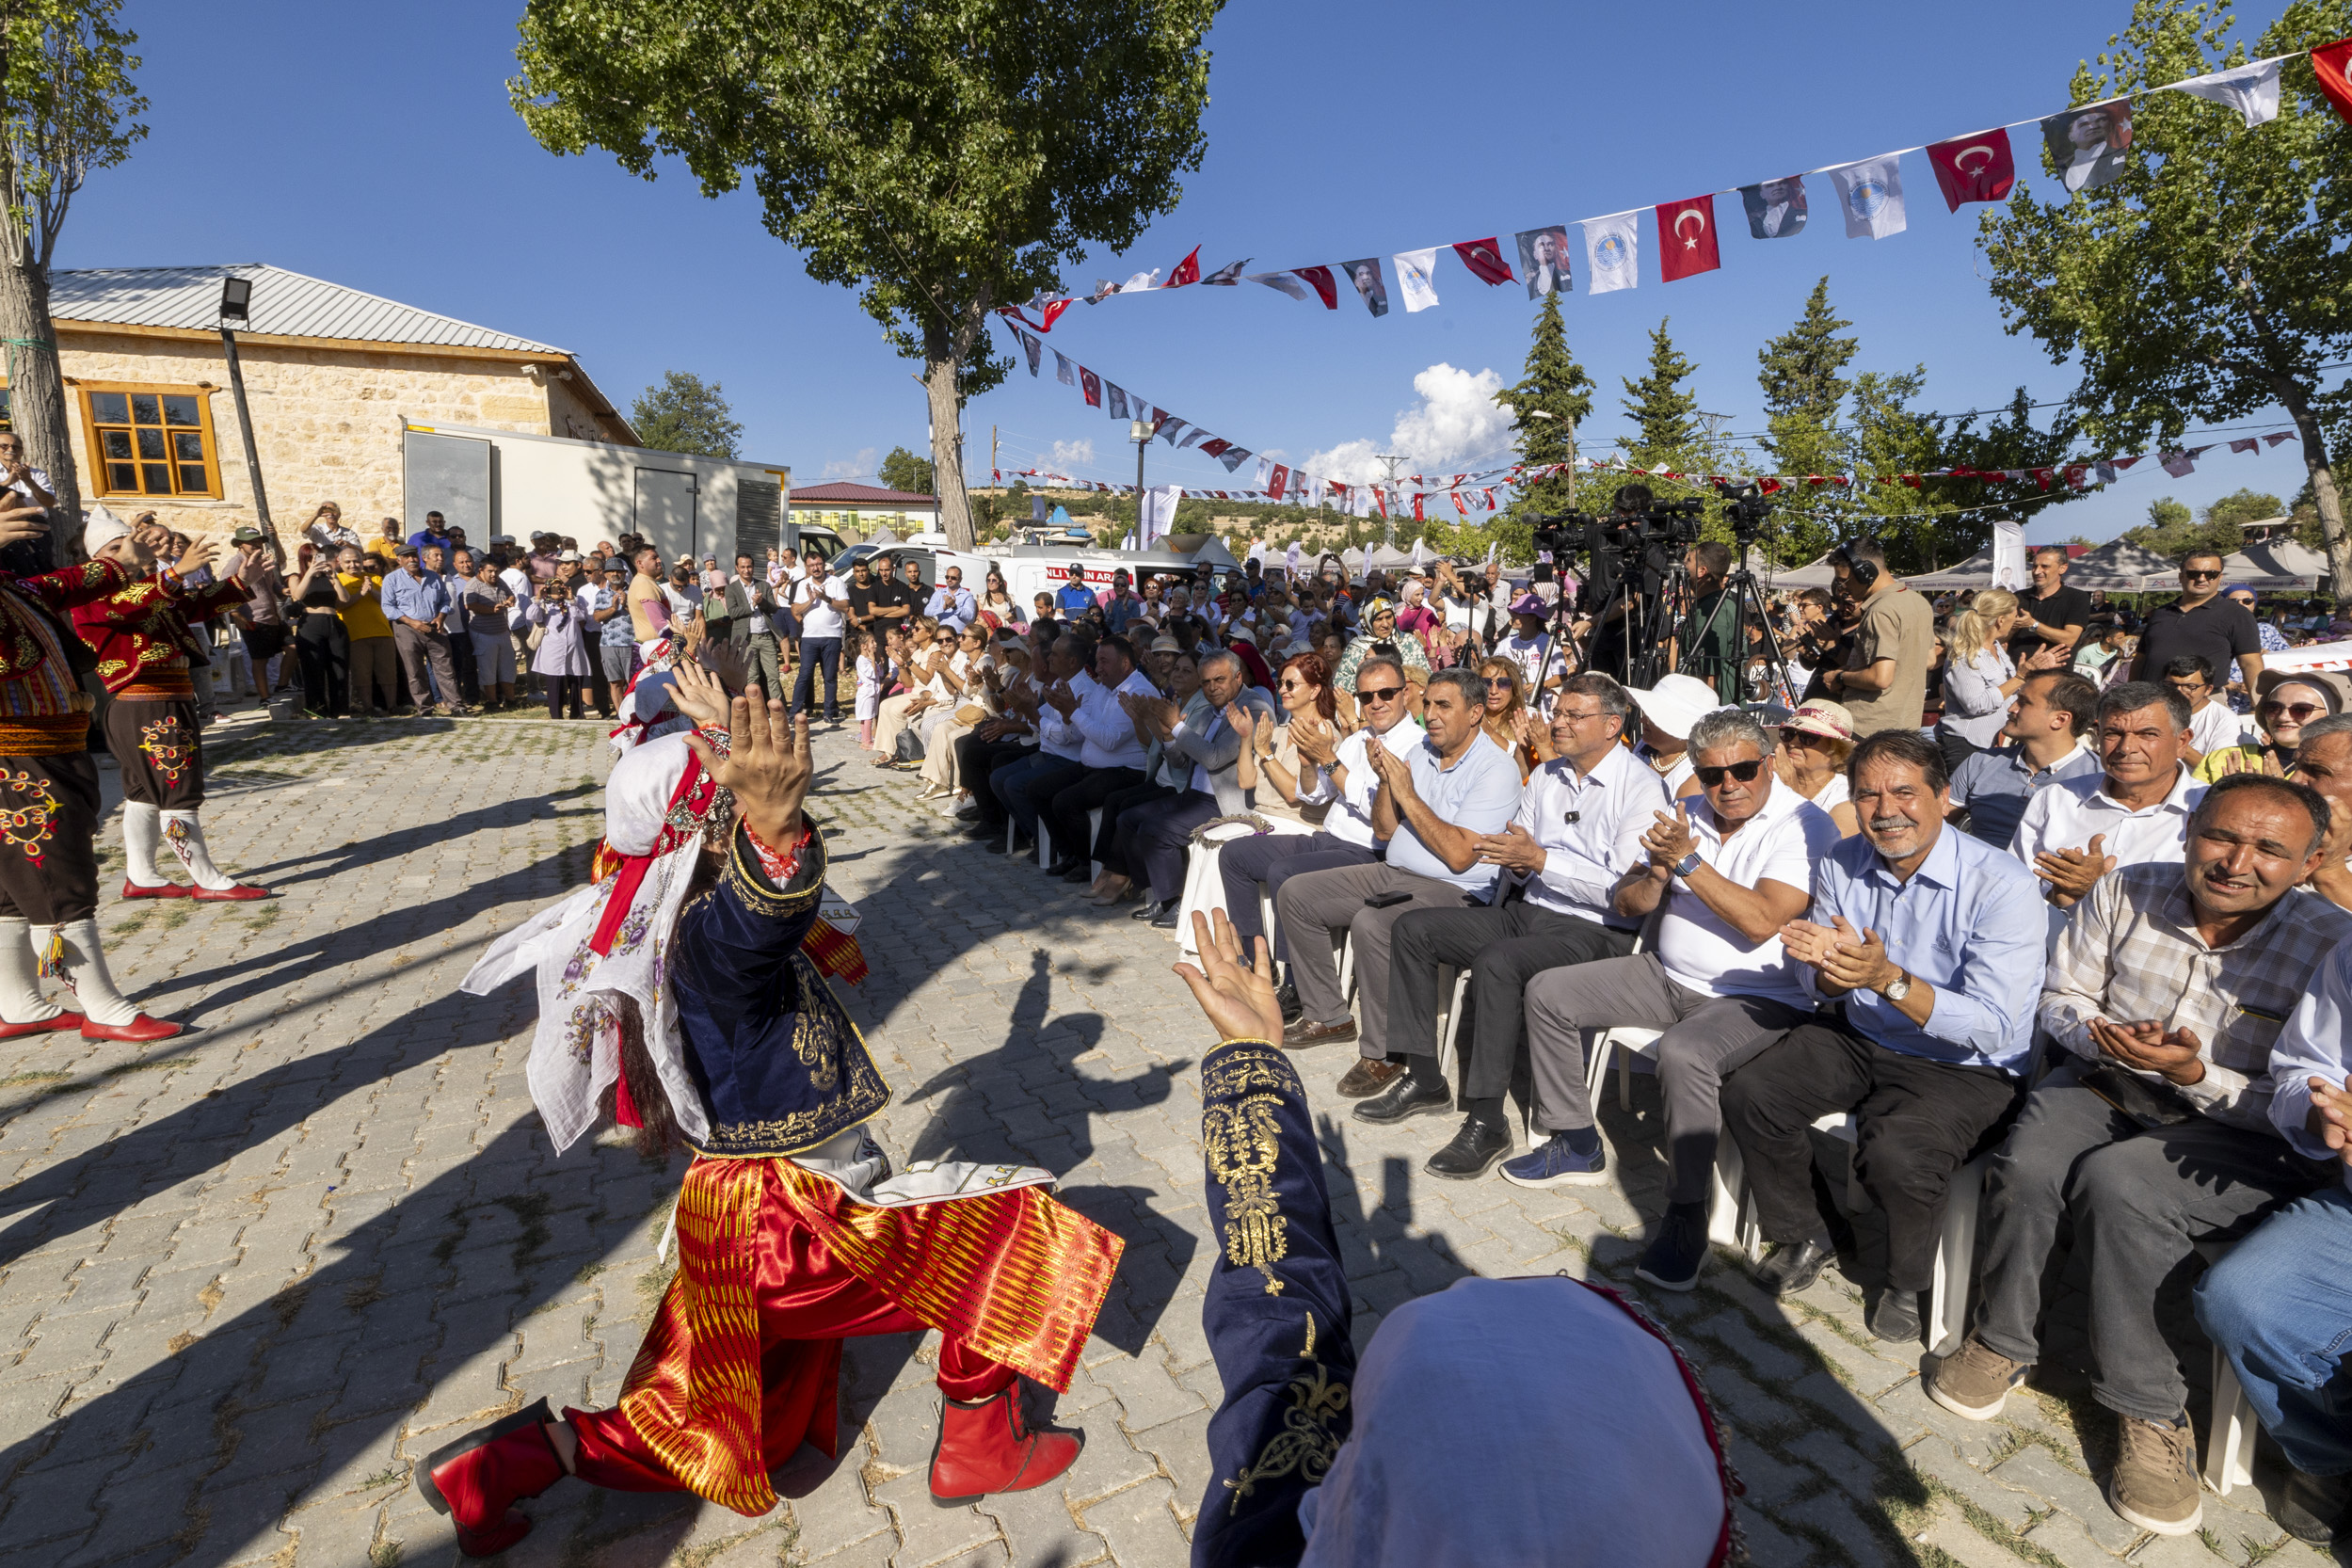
left=2170, top=58, right=2281, bottom=127
left=1825, top=155, right=1907, bottom=240
left=1393, top=248, right=1441, bottom=312
left=1579, top=213, right=1640, bottom=295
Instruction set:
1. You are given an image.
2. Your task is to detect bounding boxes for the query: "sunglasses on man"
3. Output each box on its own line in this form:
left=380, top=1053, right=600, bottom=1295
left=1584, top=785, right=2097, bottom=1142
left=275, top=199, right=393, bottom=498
left=1694, top=759, right=1767, bottom=788
left=1357, top=684, right=1405, bottom=704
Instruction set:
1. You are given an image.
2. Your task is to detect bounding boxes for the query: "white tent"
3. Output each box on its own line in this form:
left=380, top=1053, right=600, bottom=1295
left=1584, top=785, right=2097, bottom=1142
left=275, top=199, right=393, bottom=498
left=1905, top=552, right=1996, bottom=591
left=1761, top=553, right=1841, bottom=590
left=2222, top=539, right=2328, bottom=592
left=2064, top=540, right=2179, bottom=592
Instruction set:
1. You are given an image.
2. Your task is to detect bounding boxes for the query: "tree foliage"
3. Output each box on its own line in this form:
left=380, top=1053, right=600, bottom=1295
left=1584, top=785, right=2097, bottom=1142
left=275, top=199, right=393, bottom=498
left=1977, top=0, right=2352, bottom=589
left=2124, top=485, right=2284, bottom=557
left=629, top=369, right=743, bottom=457
left=1621, top=319, right=1702, bottom=467
left=877, top=444, right=936, bottom=496
left=509, top=0, right=1221, bottom=550
left=1493, top=289, right=1595, bottom=561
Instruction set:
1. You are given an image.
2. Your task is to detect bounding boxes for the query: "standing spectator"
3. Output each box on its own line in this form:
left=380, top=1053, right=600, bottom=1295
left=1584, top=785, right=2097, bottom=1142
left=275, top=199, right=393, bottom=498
left=227, top=525, right=289, bottom=701
left=788, top=545, right=850, bottom=719
left=1928, top=776, right=2351, bottom=1537
left=978, top=568, right=1023, bottom=634
left=924, top=565, right=978, bottom=633
left=625, top=546, right=671, bottom=642
left=699, top=555, right=726, bottom=593
left=445, top=549, right=482, bottom=707
left=2008, top=545, right=2091, bottom=667
left=1940, top=589, right=2062, bottom=771
left=1677, top=541, right=1742, bottom=703
left=460, top=557, right=518, bottom=709
left=1377, top=674, right=1675, bottom=1179
left=1725, top=730, right=2045, bottom=1342
left=1820, top=540, right=1932, bottom=736
left=408, top=510, right=454, bottom=557
left=289, top=546, right=352, bottom=719
left=712, top=552, right=785, bottom=698
left=1055, top=562, right=1097, bottom=616
left=2158, top=653, right=2248, bottom=760
left=374, top=515, right=405, bottom=562
left=382, top=544, right=469, bottom=718
left=2130, top=551, right=2264, bottom=691
left=1278, top=669, right=1523, bottom=1086
left=2222, top=584, right=2291, bottom=696
left=1099, top=569, right=1148, bottom=634
left=523, top=579, right=589, bottom=719
left=1947, top=670, right=2103, bottom=850
left=591, top=564, right=635, bottom=713
left=333, top=544, right=396, bottom=717
left=2011, top=682, right=2203, bottom=923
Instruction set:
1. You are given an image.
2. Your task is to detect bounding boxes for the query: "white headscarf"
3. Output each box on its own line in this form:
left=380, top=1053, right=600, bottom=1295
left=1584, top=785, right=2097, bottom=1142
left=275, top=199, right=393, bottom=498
left=460, top=731, right=723, bottom=1152
left=83, top=504, right=128, bottom=558
left=1298, top=1276, right=1736, bottom=1568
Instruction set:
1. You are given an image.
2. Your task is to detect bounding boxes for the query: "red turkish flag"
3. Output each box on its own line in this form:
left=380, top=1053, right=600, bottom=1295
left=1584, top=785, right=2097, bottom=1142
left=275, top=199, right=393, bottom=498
left=2316, top=39, right=2352, bottom=124
left=1655, top=196, right=1720, bottom=282
left=1037, top=298, right=1072, bottom=331
left=1926, top=128, right=2016, bottom=212
left=1197, top=438, right=1231, bottom=458
left=1166, top=246, right=1201, bottom=287
left=1079, top=367, right=1101, bottom=408
left=1411, top=492, right=1425, bottom=521
left=1290, top=266, right=1339, bottom=310
left=1267, top=463, right=1289, bottom=500
left=1450, top=237, right=1515, bottom=286
left=1451, top=491, right=1469, bottom=519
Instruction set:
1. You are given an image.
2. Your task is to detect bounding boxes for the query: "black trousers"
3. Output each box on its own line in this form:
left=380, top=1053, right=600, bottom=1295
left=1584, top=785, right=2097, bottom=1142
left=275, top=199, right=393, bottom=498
left=1046, top=767, right=1145, bottom=861
left=961, top=735, right=1034, bottom=828
left=1386, top=903, right=1637, bottom=1102
left=104, top=696, right=205, bottom=809
left=448, top=629, right=480, bottom=705
left=1094, top=782, right=1176, bottom=872
left=1720, top=1020, right=2021, bottom=1292
left=1217, top=830, right=1381, bottom=963
left=545, top=674, right=584, bottom=720
left=295, top=612, right=348, bottom=717
left=0, top=749, right=100, bottom=923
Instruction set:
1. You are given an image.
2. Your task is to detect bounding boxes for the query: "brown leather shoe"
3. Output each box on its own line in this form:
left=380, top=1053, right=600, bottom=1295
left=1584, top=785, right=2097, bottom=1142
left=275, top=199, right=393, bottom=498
left=1283, top=1016, right=1358, bottom=1050
left=1335, top=1058, right=1404, bottom=1097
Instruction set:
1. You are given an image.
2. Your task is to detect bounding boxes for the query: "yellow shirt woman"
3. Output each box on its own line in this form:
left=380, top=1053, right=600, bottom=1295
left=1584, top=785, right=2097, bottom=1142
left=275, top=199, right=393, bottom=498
left=338, top=572, right=393, bottom=640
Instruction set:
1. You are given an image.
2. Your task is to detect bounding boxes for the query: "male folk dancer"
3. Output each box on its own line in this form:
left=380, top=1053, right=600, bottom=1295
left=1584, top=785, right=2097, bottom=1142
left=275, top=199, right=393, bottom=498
left=429, top=667, right=1119, bottom=1557
left=0, top=504, right=174, bottom=1043
left=74, top=511, right=268, bottom=904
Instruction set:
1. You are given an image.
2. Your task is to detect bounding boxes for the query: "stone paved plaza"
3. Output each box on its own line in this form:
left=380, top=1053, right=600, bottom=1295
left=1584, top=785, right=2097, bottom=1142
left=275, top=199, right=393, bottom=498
left=0, top=707, right=2343, bottom=1568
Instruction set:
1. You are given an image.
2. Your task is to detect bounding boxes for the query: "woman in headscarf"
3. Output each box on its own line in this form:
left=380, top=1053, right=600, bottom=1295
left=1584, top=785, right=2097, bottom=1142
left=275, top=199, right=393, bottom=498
left=1332, top=599, right=1429, bottom=691
left=2197, top=669, right=2349, bottom=781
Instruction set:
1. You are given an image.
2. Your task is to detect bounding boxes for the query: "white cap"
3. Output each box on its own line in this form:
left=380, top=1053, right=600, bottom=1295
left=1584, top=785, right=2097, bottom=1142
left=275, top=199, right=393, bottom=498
left=1622, top=673, right=1724, bottom=742
left=83, top=504, right=128, bottom=557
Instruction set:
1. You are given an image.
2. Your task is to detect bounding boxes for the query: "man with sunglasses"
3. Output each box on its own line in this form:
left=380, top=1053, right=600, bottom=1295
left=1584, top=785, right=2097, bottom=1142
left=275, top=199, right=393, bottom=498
left=1372, top=675, right=1672, bottom=1179
left=1219, top=658, right=1421, bottom=1013
left=1511, top=709, right=1842, bottom=1289
left=2131, top=551, right=2264, bottom=695
left=1275, top=669, right=1521, bottom=1093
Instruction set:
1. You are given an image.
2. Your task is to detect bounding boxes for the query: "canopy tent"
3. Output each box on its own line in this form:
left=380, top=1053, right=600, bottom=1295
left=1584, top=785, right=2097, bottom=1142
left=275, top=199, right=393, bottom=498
left=1366, top=544, right=1416, bottom=570
left=863, top=528, right=900, bottom=548
left=1904, top=552, right=1999, bottom=591
left=1761, top=553, right=1841, bottom=590
left=2221, top=539, right=2329, bottom=592
left=2062, top=540, right=2179, bottom=592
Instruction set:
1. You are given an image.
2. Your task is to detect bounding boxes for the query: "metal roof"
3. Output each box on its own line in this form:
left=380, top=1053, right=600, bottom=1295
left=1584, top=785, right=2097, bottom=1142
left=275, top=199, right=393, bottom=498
left=48, top=264, right=568, bottom=354
left=789, top=481, right=939, bottom=505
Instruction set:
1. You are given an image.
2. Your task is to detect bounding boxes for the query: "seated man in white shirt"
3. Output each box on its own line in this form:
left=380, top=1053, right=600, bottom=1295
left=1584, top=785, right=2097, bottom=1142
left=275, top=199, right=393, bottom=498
left=1512, top=708, right=1842, bottom=1293
left=1040, top=636, right=1159, bottom=875
left=2011, top=680, right=2205, bottom=933
left=1220, top=657, right=1421, bottom=1010
left=1374, top=675, right=1670, bottom=1178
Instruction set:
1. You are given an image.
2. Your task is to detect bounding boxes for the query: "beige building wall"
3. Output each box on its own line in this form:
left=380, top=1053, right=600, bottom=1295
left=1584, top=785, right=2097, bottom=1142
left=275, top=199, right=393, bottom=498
left=50, top=326, right=630, bottom=543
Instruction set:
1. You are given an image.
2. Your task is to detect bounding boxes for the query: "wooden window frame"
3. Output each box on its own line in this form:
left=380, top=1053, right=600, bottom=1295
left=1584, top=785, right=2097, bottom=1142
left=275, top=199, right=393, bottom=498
left=75, top=381, right=223, bottom=501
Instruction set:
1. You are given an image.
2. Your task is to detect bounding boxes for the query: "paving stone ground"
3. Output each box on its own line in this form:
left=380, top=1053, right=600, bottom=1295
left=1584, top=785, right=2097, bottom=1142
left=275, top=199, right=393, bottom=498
left=0, top=702, right=2343, bottom=1568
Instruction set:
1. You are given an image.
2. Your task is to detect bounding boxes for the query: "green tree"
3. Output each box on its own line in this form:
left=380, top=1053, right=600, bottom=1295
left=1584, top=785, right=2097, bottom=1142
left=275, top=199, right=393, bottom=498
left=0, top=3, right=144, bottom=549
left=1977, top=0, right=2352, bottom=593
left=1756, top=278, right=1858, bottom=474
left=629, top=370, right=743, bottom=457
left=1494, top=290, right=1596, bottom=560
left=1621, top=319, right=1702, bottom=468
left=2203, top=485, right=2284, bottom=531
left=510, top=0, right=1220, bottom=552
left=876, top=445, right=936, bottom=495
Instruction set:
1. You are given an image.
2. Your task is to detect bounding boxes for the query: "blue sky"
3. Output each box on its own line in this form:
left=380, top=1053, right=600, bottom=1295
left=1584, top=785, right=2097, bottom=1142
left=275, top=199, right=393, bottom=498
left=65, top=0, right=2328, bottom=543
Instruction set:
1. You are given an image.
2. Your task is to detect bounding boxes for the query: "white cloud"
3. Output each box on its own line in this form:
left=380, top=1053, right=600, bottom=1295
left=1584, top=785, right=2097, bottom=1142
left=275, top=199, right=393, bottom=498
left=1305, top=363, right=1514, bottom=483
left=1048, top=439, right=1096, bottom=472
left=822, top=446, right=878, bottom=480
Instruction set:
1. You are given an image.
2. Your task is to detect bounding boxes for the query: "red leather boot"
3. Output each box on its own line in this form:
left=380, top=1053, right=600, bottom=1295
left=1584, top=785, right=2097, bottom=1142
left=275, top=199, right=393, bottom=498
left=928, top=1387, right=1082, bottom=1505
left=417, top=1398, right=565, bottom=1556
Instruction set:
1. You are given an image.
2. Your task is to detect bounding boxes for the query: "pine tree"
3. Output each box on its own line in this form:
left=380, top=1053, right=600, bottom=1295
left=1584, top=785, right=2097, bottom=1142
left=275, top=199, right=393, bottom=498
left=1621, top=319, right=1701, bottom=468
left=1757, top=279, right=1857, bottom=449
left=1494, top=290, right=1596, bottom=557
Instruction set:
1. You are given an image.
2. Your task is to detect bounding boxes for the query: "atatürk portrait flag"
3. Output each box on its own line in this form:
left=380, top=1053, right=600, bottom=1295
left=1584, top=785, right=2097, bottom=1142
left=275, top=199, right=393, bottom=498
left=1926, top=128, right=2016, bottom=212
left=1655, top=195, right=1720, bottom=282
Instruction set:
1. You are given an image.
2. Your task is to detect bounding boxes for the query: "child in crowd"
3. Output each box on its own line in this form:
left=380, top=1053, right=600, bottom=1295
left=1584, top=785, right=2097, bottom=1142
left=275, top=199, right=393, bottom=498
left=854, top=629, right=883, bottom=748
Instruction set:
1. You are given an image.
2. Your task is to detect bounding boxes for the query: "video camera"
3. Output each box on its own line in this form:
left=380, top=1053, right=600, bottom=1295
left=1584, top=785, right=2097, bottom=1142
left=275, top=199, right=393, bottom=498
left=1712, top=479, right=1774, bottom=547
left=1526, top=498, right=1706, bottom=591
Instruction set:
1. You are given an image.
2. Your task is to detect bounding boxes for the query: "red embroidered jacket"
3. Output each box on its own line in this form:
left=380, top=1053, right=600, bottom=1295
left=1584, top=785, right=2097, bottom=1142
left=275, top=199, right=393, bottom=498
left=0, top=558, right=135, bottom=755
left=72, top=571, right=248, bottom=700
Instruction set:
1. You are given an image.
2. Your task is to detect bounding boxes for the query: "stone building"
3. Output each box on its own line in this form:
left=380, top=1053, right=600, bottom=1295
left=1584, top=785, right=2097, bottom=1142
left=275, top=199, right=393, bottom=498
left=34, top=264, right=635, bottom=541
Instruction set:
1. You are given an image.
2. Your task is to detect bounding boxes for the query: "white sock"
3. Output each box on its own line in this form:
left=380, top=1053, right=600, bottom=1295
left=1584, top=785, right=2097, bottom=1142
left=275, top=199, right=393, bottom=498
left=0, top=916, right=60, bottom=1024
left=39, top=920, right=137, bottom=1026
left=161, top=810, right=239, bottom=891
left=122, top=802, right=168, bottom=888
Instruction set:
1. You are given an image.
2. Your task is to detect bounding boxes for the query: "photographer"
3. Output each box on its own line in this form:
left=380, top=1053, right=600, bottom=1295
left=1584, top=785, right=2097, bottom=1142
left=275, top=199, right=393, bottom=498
left=1677, top=540, right=1741, bottom=704
left=1576, top=485, right=1658, bottom=681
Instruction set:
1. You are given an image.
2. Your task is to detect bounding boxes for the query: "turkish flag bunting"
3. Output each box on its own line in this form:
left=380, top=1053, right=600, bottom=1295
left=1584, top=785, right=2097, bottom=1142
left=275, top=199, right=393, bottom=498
left=1197, top=438, right=1231, bottom=458
left=2230, top=438, right=2259, bottom=453
left=1036, top=298, right=1072, bottom=332
left=1412, top=492, right=1425, bottom=521
left=2314, top=38, right=2352, bottom=125
left=1267, top=464, right=1289, bottom=500
left=1656, top=196, right=1720, bottom=282
left=1452, top=491, right=1469, bottom=518
left=1451, top=237, right=1516, bottom=286
left=1079, top=367, right=1102, bottom=408
left=1926, top=128, right=2017, bottom=212
left=1291, top=266, right=1339, bottom=309
left=1167, top=247, right=1201, bottom=287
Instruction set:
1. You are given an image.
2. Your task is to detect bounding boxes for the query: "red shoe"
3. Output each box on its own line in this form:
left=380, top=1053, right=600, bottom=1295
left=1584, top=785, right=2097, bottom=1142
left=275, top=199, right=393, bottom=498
left=928, top=1387, right=1082, bottom=1504
left=193, top=884, right=270, bottom=902
left=0, top=1010, right=81, bottom=1039
left=120, top=879, right=192, bottom=900
left=81, top=1013, right=182, bottom=1042
left=418, top=1398, right=563, bottom=1557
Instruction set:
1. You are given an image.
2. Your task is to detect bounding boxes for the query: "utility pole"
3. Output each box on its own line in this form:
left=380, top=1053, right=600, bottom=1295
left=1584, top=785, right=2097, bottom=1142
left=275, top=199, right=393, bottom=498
left=1129, top=419, right=1150, bottom=546
left=1376, top=453, right=1405, bottom=548
left=216, top=276, right=276, bottom=542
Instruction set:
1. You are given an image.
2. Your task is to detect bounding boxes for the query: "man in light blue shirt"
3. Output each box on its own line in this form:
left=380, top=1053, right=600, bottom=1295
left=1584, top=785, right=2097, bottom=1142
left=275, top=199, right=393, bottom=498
left=923, top=566, right=978, bottom=633
left=381, top=543, right=470, bottom=716
left=1275, top=667, right=1522, bottom=1096
left=1720, top=729, right=2043, bottom=1344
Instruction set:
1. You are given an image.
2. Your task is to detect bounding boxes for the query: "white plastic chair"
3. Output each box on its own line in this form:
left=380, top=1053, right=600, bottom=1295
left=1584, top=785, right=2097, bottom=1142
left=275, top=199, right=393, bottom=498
left=2195, top=1239, right=2258, bottom=1496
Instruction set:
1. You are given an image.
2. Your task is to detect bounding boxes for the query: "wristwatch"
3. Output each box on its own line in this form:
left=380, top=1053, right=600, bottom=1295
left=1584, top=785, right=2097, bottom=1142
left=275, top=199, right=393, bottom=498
left=1672, top=851, right=1702, bottom=878
left=1880, top=970, right=1913, bottom=1002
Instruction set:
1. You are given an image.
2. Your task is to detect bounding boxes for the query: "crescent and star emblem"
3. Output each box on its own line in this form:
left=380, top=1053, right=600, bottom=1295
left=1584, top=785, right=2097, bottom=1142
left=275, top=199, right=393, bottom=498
left=1673, top=209, right=1706, bottom=248
left=1955, top=144, right=1994, bottom=172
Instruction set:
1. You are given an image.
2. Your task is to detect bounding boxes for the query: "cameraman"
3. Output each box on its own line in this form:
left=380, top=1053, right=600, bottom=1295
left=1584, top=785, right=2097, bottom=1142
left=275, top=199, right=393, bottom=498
left=1579, top=484, right=1658, bottom=681
left=1678, top=540, right=1741, bottom=703
left=1787, top=587, right=1845, bottom=700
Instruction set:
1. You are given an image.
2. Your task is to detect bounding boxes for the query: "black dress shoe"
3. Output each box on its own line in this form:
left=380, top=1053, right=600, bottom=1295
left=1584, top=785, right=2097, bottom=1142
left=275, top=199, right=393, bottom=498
left=1061, top=863, right=1094, bottom=883
left=2278, top=1466, right=2352, bottom=1545
left=1149, top=905, right=1180, bottom=929
left=1755, top=1238, right=1835, bottom=1297
left=1352, top=1073, right=1453, bottom=1125
left=1046, top=856, right=1085, bottom=876
left=1426, top=1116, right=1513, bottom=1179
left=964, top=822, right=1001, bottom=840
left=1274, top=981, right=1304, bottom=1026
left=1131, top=899, right=1173, bottom=921
left=1867, top=1288, right=1922, bottom=1345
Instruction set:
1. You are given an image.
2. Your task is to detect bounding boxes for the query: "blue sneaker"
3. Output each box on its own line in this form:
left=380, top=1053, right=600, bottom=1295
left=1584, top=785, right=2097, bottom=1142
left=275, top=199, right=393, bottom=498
left=1498, top=1131, right=1608, bottom=1189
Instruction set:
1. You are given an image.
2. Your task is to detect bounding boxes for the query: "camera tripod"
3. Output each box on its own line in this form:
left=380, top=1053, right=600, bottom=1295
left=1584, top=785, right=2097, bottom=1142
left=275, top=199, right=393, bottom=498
left=1679, top=536, right=1802, bottom=712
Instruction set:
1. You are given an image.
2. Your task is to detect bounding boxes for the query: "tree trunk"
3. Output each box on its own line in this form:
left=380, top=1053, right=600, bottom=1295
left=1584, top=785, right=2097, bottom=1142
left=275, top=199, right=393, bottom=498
left=0, top=251, right=84, bottom=558
left=2274, top=378, right=2350, bottom=597
left=925, top=352, right=972, bottom=551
